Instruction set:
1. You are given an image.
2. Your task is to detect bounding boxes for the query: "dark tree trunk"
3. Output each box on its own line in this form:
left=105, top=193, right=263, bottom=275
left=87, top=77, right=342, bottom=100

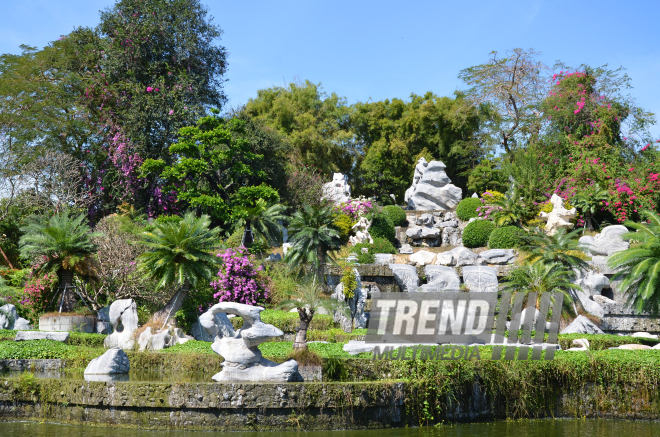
left=58, top=269, right=77, bottom=312
left=243, top=221, right=253, bottom=246
left=152, top=281, right=190, bottom=328
left=293, top=308, right=314, bottom=350
left=585, top=213, right=594, bottom=232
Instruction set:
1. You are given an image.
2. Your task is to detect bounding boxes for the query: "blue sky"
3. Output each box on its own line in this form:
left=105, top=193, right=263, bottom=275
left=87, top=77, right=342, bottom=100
left=2, top=0, right=659, bottom=136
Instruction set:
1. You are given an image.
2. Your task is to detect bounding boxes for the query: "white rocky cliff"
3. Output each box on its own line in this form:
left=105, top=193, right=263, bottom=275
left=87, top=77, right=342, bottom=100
left=404, top=158, right=463, bottom=210
left=322, top=172, right=351, bottom=205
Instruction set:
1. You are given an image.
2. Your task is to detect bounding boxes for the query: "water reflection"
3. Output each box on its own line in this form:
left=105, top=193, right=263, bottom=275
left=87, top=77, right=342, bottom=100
left=2, top=419, right=660, bottom=437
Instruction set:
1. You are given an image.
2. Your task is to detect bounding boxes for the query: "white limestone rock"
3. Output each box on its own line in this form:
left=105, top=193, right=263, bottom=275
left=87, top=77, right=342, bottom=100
left=472, top=192, right=479, bottom=198
left=406, top=226, right=423, bottom=239
left=420, top=227, right=440, bottom=238
left=445, top=247, right=480, bottom=266
left=572, top=270, right=609, bottom=318
left=374, top=253, right=394, bottom=265
left=479, top=249, right=516, bottom=265
left=592, top=295, right=616, bottom=305
left=434, top=251, right=455, bottom=266
left=399, top=244, right=414, bottom=254
left=15, top=331, right=69, bottom=343
left=631, top=332, right=659, bottom=339
left=84, top=347, right=130, bottom=374
left=332, top=269, right=368, bottom=329
left=388, top=264, right=420, bottom=292
left=137, top=326, right=189, bottom=351
left=538, top=194, right=577, bottom=236
left=282, top=243, right=292, bottom=255
left=580, top=225, right=630, bottom=256
left=13, top=318, right=31, bottom=330
left=416, top=213, right=435, bottom=226
left=441, top=226, right=462, bottom=247
left=435, top=219, right=459, bottom=228
left=566, top=338, right=590, bottom=351
left=0, top=304, right=17, bottom=329
left=199, top=310, right=235, bottom=341
left=322, top=172, right=351, bottom=205
left=266, top=253, right=282, bottom=262
left=560, top=315, right=604, bottom=335
left=104, top=299, right=139, bottom=350
left=462, top=266, right=498, bottom=292
left=421, top=265, right=460, bottom=292
left=206, top=302, right=299, bottom=382
left=406, top=158, right=463, bottom=211
left=349, top=216, right=373, bottom=246
left=96, top=305, right=112, bottom=335
left=410, top=250, right=436, bottom=266
left=343, top=340, right=377, bottom=355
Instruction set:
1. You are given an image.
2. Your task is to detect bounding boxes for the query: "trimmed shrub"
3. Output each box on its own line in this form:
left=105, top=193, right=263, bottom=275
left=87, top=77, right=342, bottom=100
left=456, top=198, right=482, bottom=221
left=369, top=214, right=395, bottom=242
left=488, top=226, right=525, bottom=249
left=333, top=213, right=354, bottom=244
left=353, top=237, right=397, bottom=264
left=224, top=228, right=244, bottom=248
left=462, top=219, right=495, bottom=248
left=382, top=205, right=407, bottom=226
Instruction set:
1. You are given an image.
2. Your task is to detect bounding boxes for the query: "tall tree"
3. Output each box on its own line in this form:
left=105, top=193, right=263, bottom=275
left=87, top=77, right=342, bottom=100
left=459, top=48, right=549, bottom=155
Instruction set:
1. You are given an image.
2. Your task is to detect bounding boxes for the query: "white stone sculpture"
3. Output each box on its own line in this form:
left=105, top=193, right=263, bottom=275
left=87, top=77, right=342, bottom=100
left=332, top=268, right=368, bottom=330
left=462, top=266, right=498, bottom=292
left=204, top=302, right=300, bottom=382
left=15, top=331, right=69, bottom=342
left=84, top=347, right=130, bottom=375
left=560, top=315, right=604, bottom=335
left=405, top=158, right=463, bottom=210
left=538, top=194, right=577, bottom=235
left=96, top=305, right=112, bottom=335
left=322, top=172, right=351, bottom=205
left=434, top=247, right=480, bottom=266
left=0, top=304, right=30, bottom=330
left=479, top=249, right=517, bottom=265
left=388, top=264, right=419, bottom=292
left=409, top=250, right=436, bottom=266
left=137, top=326, right=192, bottom=351
left=579, top=225, right=630, bottom=256
left=104, top=299, right=139, bottom=350
left=349, top=216, right=373, bottom=245
left=421, top=265, right=460, bottom=292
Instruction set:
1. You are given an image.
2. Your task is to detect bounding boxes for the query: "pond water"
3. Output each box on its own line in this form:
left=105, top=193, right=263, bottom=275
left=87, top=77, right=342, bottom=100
left=1, top=419, right=660, bottom=437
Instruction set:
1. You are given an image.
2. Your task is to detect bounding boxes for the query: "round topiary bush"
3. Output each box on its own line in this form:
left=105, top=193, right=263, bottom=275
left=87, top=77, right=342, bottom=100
left=488, top=226, right=525, bottom=249
left=462, top=219, right=495, bottom=248
left=369, top=214, right=395, bottom=242
left=381, top=205, right=407, bottom=226
left=456, top=198, right=483, bottom=221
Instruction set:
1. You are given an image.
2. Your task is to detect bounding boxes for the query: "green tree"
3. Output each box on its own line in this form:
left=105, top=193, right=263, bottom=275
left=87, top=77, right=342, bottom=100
left=350, top=92, right=482, bottom=201
left=608, top=211, right=660, bottom=314
left=286, top=204, right=341, bottom=280
left=245, top=80, right=354, bottom=175
left=19, top=211, right=102, bottom=310
left=137, top=212, right=220, bottom=326
left=232, top=198, right=287, bottom=247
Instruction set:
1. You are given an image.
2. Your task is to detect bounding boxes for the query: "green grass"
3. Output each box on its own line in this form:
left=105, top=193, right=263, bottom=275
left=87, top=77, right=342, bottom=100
left=0, top=329, right=106, bottom=347
left=231, top=309, right=335, bottom=332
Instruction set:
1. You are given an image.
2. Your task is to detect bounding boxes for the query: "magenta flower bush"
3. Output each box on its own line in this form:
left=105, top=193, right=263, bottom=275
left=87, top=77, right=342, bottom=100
left=336, top=197, right=374, bottom=221
left=210, top=247, right=269, bottom=305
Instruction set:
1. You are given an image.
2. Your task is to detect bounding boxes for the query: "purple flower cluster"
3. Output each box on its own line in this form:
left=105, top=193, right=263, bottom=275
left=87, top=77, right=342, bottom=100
left=337, top=198, right=374, bottom=221
left=210, top=248, right=269, bottom=305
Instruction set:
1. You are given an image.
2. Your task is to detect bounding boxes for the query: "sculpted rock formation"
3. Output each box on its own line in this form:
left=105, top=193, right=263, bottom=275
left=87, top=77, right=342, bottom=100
left=137, top=326, right=193, bottom=351
left=84, top=347, right=130, bottom=375
left=322, top=172, right=351, bottom=205
left=388, top=264, right=419, bottom=292
left=202, top=302, right=300, bottom=382
left=539, top=194, right=577, bottom=235
left=332, top=268, right=368, bottom=330
left=405, top=158, right=463, bottom=211
left=104, top=299, right=139, bottom=350
left=349, top=216, right=373, bottom=245
left=421, top=265, right=460, bottom=292
left=579, top=225, right=630, bottom=256
left=462, top=266, right=498, bottom=292
left=561, top=315, right=604, bottom=335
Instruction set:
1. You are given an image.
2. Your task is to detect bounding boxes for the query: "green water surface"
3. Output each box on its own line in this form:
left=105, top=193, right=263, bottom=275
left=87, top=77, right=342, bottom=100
left=1, top=419, right=659, bottom=436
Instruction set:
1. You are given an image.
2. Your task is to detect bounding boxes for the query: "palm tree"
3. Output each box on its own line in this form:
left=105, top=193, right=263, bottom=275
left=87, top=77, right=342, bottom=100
left=286, top=204, right=341, bottom=280
left=19, top=211, right=101, bottom=311
left=572, top=184, right=609, bottom=232
left=233, top=198, right=287, bottom=247
left=490, top=187, right=527, bottom=227
left=138, top=212, right=220, bottom=327
left=522, top=227, right=590, bottom=272
left=608, top=210, right=660, bottom=314
left=279, top=276, right=348, bottom=350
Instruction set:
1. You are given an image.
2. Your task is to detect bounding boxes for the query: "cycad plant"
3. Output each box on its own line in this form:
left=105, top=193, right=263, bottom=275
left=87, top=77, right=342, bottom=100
left=522, top=227, right=590, bottom=272
left=608, top=210, right=660, bottom=314
left=233, top=198, right=287, bottom=247
left=572, top=184, right=609, bottom=232
left=19, top=211, right=101, bottom=311
left=286, top=204, right=341, bottom=280
left=279, top=276, right=348, bottom=350
left=138, top=212, right=220, bottom=326
left=490, top=187, right=527, bottom=227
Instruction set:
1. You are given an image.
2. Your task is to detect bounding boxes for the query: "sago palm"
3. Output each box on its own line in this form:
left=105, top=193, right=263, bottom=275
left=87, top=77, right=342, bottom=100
left=490, top=187, right=527, bottom=227
left=233, top=198, right=287, bottom=246
left=522, top=227, right=590, bottom=272
left=19, top=211, right=101, bottom=311
left=138, top=212, right=220, bottom=326
left=572, top=184, right=608, bottom=232
left=608, top=210, right=660, bottom=314
left=286, top=204, right=341, bottom=280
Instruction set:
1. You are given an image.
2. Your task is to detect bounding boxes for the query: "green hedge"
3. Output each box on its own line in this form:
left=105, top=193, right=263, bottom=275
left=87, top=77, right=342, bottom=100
left=456, top=198, right=482, bottom=221
left=488, top=225, right=525, bottom=249
left=462, top=219, right=495, bottom=248
left=381, top=205, right=407, bottom=226
left=353, top=237, right=397, bottom=264
left=230, top=309, right=335, bottom=332
left=0, top=330, right=106, bottom=347
left=369, top=214, right=396, bottom=242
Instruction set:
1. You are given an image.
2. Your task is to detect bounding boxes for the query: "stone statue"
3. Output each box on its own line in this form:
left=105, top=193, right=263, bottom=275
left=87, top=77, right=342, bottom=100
left=322, top=172, right=351, bottom=205
left=202, top=302, right=300, bottom=382
left=539, top=194, right=577, bottom=236
left=104, top=299, right=139, bottom=350
left=349, top=216, right=373, bottom=245
left=404, top=158, right=463, bottom=210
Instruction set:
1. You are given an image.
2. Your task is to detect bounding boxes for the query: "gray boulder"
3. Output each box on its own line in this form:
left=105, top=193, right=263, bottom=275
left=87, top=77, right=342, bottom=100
left=421, top=265, right=460, bottom=292
left=580, top=225, right=629, bottom=256
left=332, top=269, right=368, bottom=330
left=13, top=318, right=31, bottom=330
left=406, top=227, right=423, bottom=239
left=462, top=266, right=498, bottom=292
left=560, top=315, right=604, bottom=335
left=96, top=305, right=112, bottom=334
left=374, top=253, right=394, bottom=265
left=407, top=159, right=463, bottom=211
left=84, top=347, right=130, bottom=374
left=416, top=213, right=435, bottom=226
left=435, top=219, right=459, bottom=228
left=15, top=331, right=69, bottom=343
left=0, top=304, right=17, bottom=329
left=421, top=227, right=440, bottom=238
left=441, top=226, right=462, bottom=247
left=439, top=247, right=479, bottom=266
left=479, top=249, right=516, bottom=265
left=399, top=244, right=414, bottom=254
left=389, top=264, right=419, bottom=292
left=409, top=250, right=436, bottom=266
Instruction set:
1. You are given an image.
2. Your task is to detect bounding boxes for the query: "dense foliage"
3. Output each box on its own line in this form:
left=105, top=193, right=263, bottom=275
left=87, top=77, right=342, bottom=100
left=462, top=219, right=495, bottom=248
left=456, top=198, right=482, bottom=221
left=368, top=214, right=396, bottom=243
left=488, top=226, right=525, bottom=249
left=381, top=205, right=407, bottom=226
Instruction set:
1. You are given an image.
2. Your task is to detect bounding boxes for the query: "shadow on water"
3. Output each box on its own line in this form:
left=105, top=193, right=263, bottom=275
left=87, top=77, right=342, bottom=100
left=2, top=419, right=660, bottom=436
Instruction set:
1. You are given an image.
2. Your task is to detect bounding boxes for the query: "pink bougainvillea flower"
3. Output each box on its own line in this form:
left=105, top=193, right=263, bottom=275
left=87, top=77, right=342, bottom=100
left=168, top=110, right=174, bottom=115
left=146, top=87, right=153, bottom=92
